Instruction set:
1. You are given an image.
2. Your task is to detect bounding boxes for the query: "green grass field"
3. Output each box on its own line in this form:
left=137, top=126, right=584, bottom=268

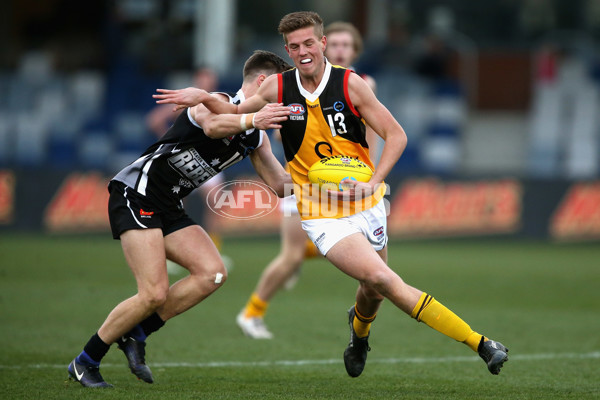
left=1, top=233, right=599, bottom=399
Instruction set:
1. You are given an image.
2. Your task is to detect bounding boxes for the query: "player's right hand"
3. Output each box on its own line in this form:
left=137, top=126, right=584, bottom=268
left=153, top=87, right=210, bottom=111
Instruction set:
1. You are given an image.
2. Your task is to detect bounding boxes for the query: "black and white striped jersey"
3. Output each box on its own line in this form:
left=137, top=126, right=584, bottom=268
left=112, top=90, right=263, bottom=210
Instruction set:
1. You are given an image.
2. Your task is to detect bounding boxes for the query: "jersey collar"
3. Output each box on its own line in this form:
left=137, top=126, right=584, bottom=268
left=295, top=58, right=332, bottom=103
left=233, top=88, right=246, bottom=103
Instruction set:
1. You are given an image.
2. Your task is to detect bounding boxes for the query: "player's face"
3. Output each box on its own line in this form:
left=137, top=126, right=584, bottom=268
left=324, top=31, right=356, bottom=68
left=285, top=26, right=326, bottom=79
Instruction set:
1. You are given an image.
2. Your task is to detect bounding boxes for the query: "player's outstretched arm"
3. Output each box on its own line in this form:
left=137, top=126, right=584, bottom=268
left=154, top=74, right=279, bottom=115
left=153, top=87, right=216, bottom=112
left=195, top=103, right=290, bottom=139
left=250, top=133, right=292, bottom=198
left=154, top=87, right=242, bottom=115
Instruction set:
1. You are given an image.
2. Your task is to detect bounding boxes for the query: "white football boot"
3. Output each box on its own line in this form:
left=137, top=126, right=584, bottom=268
left=236, top=311, right=274, bottom=339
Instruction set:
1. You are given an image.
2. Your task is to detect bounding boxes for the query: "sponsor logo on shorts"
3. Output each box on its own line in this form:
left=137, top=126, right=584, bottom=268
left=373, top=226, right=384, bottom=236
left=140, top=209, right=154, bottom=218
left=315, top=232, right=326, bottom=247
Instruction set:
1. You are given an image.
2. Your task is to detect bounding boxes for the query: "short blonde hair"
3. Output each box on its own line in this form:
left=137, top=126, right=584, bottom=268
left=278, top=11, right=324, bottom=43
left=325, top=21, right=363, bottom=57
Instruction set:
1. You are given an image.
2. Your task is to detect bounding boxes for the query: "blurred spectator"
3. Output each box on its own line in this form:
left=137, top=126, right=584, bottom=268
left=529, top=40, right=600, bottom=178
left=412, top=34, right=451, bottom=82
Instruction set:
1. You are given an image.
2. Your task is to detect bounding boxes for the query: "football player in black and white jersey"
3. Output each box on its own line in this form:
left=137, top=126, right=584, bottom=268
left=146, top=66, right=230, bottom=270
left=67, top=50, right=292, bottom=388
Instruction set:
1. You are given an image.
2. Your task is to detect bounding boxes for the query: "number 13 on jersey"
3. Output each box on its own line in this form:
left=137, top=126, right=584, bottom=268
left=327, top=113, right=347, bottom=137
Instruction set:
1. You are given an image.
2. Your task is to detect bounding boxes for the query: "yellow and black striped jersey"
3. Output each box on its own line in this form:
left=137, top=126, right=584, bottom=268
left=277, top=60, right=385, bottom=219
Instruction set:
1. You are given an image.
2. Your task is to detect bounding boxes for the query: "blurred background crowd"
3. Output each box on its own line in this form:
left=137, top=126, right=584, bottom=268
left=1, top=0, right=600, bottom=180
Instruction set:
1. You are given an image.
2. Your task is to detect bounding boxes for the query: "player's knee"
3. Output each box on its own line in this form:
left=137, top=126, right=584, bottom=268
left=359, top=281, right=385, bottom=301
left=140, top=287, right=169, bottom=310
left=362, top=269, right=395, bottom=295
left=195, top=260, right=227, bottom=288
left=212, top=266, right=227, bottom=286
left=284, top=248, right=305, bottom=267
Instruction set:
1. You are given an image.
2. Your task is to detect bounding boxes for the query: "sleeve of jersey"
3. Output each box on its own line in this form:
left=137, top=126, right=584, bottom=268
left=343, top=70, right=361, bottom=117
left=257, top=130, right=265, bottom=148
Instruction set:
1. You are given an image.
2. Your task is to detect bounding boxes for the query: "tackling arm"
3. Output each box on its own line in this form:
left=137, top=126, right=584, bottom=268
left=153, top=74, right=279, bottom=115
left=193, top=102, right=290, bottom=139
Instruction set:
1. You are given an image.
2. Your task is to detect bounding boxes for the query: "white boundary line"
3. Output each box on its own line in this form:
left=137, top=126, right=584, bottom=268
left=1, top=351, right=599, bottom=370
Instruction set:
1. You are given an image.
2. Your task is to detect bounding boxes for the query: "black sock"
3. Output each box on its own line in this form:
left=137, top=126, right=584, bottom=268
left=83, top=333, right=111, bottom=363
left=139, top=312, right=165, bottom=337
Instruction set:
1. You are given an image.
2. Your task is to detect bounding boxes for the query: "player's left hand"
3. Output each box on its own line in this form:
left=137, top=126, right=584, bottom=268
left=153, top=87, right=210, bottom=111
left=326, top=179, right=380, bottom=201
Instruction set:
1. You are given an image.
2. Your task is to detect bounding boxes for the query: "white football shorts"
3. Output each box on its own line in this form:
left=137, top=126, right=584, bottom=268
left=301, top=199, right=388, bottom=256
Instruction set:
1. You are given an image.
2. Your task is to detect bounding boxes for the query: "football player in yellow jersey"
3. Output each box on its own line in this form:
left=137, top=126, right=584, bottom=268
left=154, top=11, right=508, bottom=377
left=231, top=21, right=379, bottom=340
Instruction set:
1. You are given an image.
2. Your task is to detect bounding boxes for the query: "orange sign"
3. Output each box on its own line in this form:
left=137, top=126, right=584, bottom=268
left=0, top=170, right=15, bottom=224
left=388, top=179, right=522, bottom=237
left=550, top=182, right=600, bottom=241
left=44, top=173, right=110, bottom=232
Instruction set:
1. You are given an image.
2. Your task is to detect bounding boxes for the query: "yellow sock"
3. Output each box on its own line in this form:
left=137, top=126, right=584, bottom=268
left=209, top=233, right=222, bottom=252
left=352, top=304, right=376, bottom=338
left=411, top=293, right=484, bottom=352
left=243, top=293, right=268, bottom=319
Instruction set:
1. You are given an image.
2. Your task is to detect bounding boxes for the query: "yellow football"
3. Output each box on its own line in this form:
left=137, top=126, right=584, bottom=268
left=308, top=155, right=373, bottom=190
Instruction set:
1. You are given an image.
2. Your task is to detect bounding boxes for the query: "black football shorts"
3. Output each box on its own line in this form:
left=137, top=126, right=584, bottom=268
left=107, top=180, right=196, bottom=239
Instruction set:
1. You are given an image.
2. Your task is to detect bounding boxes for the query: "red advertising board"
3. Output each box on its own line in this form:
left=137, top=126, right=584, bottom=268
left=388, top=179, right=522, bottom=237
left=550, top=182, right=600, bottom=241
left=4, top=169, right=595, bottom=242
left=0, top=170, right=15, bottom=224
left=44, top=173, right=111, bottom=232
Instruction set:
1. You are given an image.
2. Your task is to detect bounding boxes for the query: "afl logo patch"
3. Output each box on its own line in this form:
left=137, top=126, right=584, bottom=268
left=333, top=101, right=344, bottom=112
left=373, top=226, right=384, bottom=236
left=289, top=103, right=305, bottom=115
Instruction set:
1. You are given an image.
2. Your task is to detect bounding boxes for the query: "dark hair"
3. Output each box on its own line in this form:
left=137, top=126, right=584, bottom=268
left=325, top=21, right=363, bottom=57
left=242, top=50, right=292, bottom=81
left=278, top=11, right=324, bottom=43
